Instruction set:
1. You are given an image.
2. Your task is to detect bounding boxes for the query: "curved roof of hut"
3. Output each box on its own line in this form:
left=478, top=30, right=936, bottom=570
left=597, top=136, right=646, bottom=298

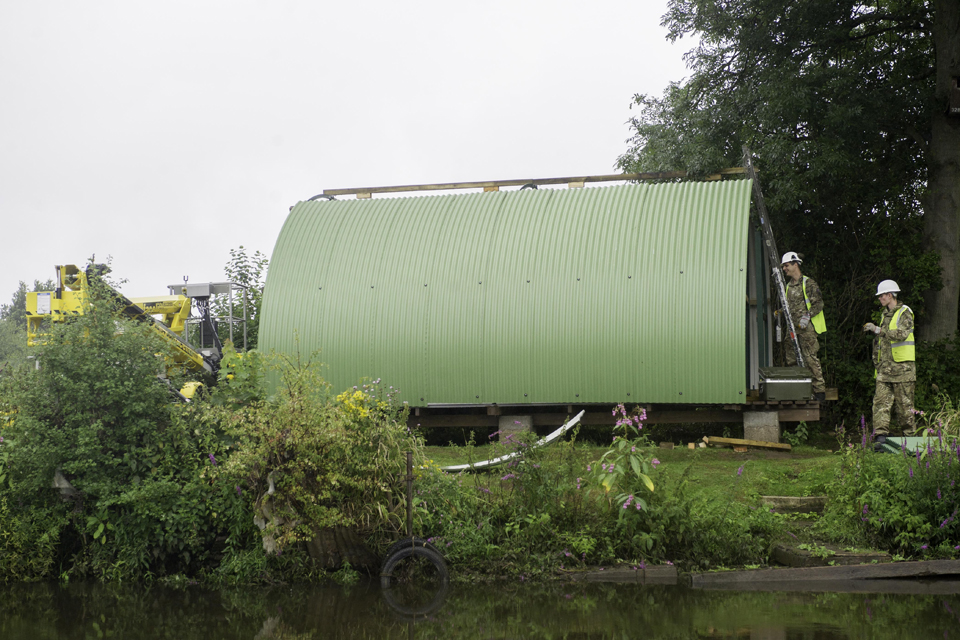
left=260, top=179, right=753, bottom=405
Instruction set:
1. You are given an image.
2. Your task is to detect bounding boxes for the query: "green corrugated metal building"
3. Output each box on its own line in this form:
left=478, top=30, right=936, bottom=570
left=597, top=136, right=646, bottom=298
left=259, top=179, right=773, bottom=407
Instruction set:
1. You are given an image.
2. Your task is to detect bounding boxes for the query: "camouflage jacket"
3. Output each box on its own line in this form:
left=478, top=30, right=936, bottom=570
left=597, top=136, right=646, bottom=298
left=873, top=303, right=916, bottom=382
left=785, top=275, right=823, bottom=334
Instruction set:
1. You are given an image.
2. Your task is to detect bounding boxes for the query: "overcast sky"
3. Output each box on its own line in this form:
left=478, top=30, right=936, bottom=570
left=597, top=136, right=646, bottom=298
left=1, top=1, right=692, bottom=303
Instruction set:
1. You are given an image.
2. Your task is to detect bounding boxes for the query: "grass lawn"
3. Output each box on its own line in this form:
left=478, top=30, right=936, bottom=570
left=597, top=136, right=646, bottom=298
left=423, top=437, right=840, bottom=505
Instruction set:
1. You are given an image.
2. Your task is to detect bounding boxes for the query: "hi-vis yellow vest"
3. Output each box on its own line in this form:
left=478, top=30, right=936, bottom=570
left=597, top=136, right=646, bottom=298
left=786, top=276, right=826, bottom=334
left=889, top=305, right=915, bottom=362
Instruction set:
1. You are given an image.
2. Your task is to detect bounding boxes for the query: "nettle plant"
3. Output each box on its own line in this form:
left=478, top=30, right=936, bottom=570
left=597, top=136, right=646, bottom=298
left=585, top=404, right=658, bottom=513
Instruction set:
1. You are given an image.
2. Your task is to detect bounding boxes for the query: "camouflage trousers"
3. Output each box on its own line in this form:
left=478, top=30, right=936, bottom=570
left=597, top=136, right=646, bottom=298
left=873, top=380, right=916, bottom=435
left=784, top=330, right=825, bottom=393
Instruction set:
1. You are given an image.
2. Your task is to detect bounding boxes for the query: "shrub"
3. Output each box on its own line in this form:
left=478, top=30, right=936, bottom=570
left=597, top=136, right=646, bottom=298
left=821, top=418, right=960, bottom=556
left=213, top=358, right=422, bottom=556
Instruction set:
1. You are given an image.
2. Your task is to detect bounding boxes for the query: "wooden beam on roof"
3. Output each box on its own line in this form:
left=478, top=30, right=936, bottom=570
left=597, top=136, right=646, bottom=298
left=320, top=169, right=747, bottom=198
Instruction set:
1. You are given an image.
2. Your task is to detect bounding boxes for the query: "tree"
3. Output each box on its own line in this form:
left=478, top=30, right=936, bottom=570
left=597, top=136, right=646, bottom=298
left=216, top=247, right=268, bottom=350
left=618, top=0, right=959, bottom=340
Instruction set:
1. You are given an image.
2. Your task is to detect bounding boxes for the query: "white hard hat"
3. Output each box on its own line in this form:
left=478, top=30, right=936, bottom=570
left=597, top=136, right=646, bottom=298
left=781, top=251, right=802, bottom=265
left=876, top=280, right=900, bottom=296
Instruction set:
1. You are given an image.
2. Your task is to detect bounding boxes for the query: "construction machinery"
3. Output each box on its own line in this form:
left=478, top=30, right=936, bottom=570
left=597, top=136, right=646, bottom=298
left=26, top=264, right=248, bottom=392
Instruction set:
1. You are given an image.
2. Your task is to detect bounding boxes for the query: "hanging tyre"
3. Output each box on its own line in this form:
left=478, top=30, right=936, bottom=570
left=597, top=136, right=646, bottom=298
left=383, top=536, right=441, bottom=560
left=380, top=544, right=449, bottom=590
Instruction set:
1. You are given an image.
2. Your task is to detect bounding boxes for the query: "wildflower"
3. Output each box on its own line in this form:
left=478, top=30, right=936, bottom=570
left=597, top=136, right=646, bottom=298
left=910, top=467, right=914, bottom=478
left=576, top=478, right=582, bottom=490
left=921, top=545, right=929, bottom=550
left=666, top=561, right=673, bottom=565
left=938, top=488, right=942, bottom=500
left=208, top=453, right=217, bottom=466
left=639, top=561, right=646, bottom=569
left=652, top=459, right=660, bottom=468
left=631, top=446, right=636, bottom=452
left=235, top=485, right=242, bottom=496
left=501, top=473, right=516, bottom=481
left=737, top=465, right=744, bottom=477
left=587, top=465, right=592, bottom=472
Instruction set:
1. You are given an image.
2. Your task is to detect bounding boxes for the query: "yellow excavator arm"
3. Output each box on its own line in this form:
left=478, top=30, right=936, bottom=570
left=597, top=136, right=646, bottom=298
left=26, top=264, right=218, bottom=375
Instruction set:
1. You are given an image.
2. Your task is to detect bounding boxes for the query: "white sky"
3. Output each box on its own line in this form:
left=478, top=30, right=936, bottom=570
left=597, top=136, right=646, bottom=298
left=0, top=0, right=692, bottom=302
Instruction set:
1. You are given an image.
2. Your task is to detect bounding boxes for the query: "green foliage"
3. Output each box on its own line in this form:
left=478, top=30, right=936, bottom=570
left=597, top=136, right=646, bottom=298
left=411, top=424, right=782, bottom=576
left=0, top=496, right=67, bottom=582
left=782, top=422, right=810, bottom=447
left=211, top=342, right=267, bottom=408
left=215, top=246, right=268, bottom=350
left=617, top=0, right=956, bottom=425
left=820, top=419, right=960, bottom=555
left=627, top=461, right=781, bottom=569
left=1, top=267, right=252, bottom=581
left=213, top=359, right=420, bottom=554
left=583, top=404, right=656, bottom=507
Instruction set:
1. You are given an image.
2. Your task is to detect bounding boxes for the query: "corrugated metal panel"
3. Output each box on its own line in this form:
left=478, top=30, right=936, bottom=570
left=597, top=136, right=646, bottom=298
left=260, top=180, right=753, bottom=405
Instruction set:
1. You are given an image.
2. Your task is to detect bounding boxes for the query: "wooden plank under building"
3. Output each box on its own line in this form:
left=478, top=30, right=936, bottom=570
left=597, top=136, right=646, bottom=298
left=704, top=436, right=792, bottom=451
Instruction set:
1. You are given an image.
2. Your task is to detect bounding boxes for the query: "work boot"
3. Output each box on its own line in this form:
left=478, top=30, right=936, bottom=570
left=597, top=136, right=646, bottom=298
left=814, top=392, right=826, bottom=402
left=873, top=434, right=888, bottom=452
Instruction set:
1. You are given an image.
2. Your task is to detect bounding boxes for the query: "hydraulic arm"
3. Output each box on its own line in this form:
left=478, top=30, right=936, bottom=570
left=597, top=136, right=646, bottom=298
left=26, top=264, right=236, bottom=376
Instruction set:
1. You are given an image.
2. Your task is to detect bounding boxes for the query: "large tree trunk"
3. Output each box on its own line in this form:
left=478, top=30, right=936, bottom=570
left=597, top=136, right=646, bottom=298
left=923, top=0, right=960, bottom=341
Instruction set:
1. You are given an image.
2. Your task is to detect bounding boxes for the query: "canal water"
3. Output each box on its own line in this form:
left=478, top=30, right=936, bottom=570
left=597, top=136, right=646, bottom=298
left=1, top=579, right=958, bottom=639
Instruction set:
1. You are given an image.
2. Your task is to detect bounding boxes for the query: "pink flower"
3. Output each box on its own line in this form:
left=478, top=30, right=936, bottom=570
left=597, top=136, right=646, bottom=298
left=652, top=459, right=660, bottom=468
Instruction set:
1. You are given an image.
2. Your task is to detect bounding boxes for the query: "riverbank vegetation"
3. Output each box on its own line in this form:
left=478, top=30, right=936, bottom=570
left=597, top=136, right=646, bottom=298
left=1, top=280, right=958, bottom=586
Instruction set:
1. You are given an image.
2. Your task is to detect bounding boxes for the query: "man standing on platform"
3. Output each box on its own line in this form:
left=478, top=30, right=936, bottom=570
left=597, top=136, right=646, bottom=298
left=863, top=280, right=916, bottom=442
left=781, top=251, right=827, bottom=402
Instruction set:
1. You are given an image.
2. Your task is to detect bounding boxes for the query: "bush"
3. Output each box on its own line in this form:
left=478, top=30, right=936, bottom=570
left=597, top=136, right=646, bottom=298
left=211, top=360, right=422, bottom=556
left=820, top=418, right=960, bottom=556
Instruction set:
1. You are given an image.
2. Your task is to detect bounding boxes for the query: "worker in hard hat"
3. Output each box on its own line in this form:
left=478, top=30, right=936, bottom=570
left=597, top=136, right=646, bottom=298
left=863, top=280, right=916, bottom=441
left=781, top=252, right=827, bottom=402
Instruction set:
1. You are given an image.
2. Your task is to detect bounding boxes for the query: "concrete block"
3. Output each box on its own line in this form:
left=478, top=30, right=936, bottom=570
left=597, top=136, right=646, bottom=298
left=744, top=411, right=780, bottom=443
left=499, top=415, right=533, bottom=440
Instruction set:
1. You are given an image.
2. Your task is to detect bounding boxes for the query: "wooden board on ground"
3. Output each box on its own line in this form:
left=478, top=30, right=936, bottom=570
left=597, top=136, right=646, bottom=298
left=689, top=559, right=960, bottom=588
left=703, top=436, right=792, bottom=451
left=771, top=544, right=891, bottom=568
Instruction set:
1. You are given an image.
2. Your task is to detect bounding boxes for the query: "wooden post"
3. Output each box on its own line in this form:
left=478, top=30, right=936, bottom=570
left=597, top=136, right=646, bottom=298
left=405, top=451, right=413, bottom=538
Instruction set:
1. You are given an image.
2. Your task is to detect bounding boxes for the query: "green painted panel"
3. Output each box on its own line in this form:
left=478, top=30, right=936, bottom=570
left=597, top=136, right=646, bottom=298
left=260, top=180, right=753, bottom=405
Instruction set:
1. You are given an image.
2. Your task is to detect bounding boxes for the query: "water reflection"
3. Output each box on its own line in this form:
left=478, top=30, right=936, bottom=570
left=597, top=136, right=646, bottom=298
left=1, top=579, right=958, bottom=639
